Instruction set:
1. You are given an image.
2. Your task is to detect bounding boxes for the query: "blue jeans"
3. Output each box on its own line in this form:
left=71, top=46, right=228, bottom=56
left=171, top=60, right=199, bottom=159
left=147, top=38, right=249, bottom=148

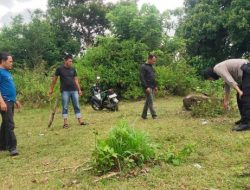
left=62, top=91, right=81, bottom=119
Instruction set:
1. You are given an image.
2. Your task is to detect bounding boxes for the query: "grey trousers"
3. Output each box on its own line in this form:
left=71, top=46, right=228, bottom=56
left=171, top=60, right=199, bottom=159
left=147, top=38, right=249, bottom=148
left=142, top=89, right=156, bottom=118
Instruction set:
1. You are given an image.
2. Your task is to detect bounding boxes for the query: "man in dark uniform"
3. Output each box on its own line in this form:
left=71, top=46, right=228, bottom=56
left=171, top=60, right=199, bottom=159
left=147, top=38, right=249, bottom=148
left=49, top=54, right=87, bottom=128
left=140, top=54, right=158, bottom=119
left=0, top=52, right=21, bottom=156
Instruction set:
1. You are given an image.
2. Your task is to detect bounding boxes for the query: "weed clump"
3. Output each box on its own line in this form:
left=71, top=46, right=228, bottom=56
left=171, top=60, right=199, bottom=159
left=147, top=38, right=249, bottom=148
left=92, top=120, right=195, bottom=175
left=92, top=120, right=155, bottom=174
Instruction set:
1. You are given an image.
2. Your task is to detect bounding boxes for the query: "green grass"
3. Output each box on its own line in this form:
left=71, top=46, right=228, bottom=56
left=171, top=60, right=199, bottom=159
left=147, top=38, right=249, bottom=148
left=0, top=96, right=250, bottom=189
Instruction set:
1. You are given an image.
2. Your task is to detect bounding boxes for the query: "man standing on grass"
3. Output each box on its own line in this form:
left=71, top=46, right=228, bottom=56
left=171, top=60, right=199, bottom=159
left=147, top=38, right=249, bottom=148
left=49, top=54, right=87, bottom=128
left=0, top=52, right=21, bottom=156
left=140, top=54, right=158, bottom=120
left=203, top=58, right=250, bottom=131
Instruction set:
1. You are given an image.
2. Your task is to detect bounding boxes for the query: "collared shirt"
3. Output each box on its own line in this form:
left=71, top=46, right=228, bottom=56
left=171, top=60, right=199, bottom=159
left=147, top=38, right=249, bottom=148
left=0, top=68, right=16, bottom=102
left=140, top=63, right=157, bottom=89
left=214, top=59, right=249, bottom=94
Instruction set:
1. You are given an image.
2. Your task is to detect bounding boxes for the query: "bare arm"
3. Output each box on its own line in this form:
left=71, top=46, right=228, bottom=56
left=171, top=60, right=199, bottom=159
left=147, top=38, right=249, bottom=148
left=74, top=77, right=82, bottom=96
left=234, top=85, right=243, bottom=97
left=0, top=93, right=7, bottom=112
left=49, top=76, right=58, bottom=95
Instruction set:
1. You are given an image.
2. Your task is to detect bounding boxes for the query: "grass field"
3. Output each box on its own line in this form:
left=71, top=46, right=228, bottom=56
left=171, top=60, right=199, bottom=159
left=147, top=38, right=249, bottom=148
left=0, top=96, right=250, bottom=190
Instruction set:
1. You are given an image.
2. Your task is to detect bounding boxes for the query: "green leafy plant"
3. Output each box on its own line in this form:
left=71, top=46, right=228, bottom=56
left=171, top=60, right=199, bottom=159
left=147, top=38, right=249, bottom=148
left=156, top=60, right=199, bottom=96
left=92, top=120, right=155, bottom=174
left=13, top=63, right=56, bottom=107
left=159, top=144, right=195, bottom=166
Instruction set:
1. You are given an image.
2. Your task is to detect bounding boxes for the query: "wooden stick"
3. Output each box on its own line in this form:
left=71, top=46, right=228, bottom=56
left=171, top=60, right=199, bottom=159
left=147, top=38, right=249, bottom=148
left=21, top=162, right=92, bottom=176
left=93, top=172, right=120, bottom=183
left=48, top=97, right=59, bottom=128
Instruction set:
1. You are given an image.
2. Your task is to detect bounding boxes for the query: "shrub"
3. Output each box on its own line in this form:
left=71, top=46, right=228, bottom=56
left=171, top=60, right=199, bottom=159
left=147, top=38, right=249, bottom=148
left=13, top=64, right=57, bottom=107
left=75, top=37, right=148, bottom=100
left=156, top=60, right=199, bottom=96
left=92, top=120, right=155, bottom=174
left=195, top=79, right=224, bottom=97
left=192, top=79, right=238, bottom=117
left=191, top=98, right=224, bottom=117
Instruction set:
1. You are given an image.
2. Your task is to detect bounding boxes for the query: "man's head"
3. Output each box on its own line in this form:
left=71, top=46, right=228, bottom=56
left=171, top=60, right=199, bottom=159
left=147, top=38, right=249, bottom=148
left=64, top=54, right=73, bottom=68
left=0, top=52, right=13, bottom=70
left=147, top=54, right=157, bottom=65
left=202, top=67, right=220, bottom=80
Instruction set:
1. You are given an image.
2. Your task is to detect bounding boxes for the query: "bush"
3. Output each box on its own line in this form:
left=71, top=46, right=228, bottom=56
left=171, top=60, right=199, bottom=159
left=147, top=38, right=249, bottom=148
left=75, top=37, right=148, bottom=100
left=192, top=79, right=239, bottom=117
left=191, top=98, right=225, bottom=117
left=195, top=79, right=224, bottom=97
left=14, top=64, right=56, bottom=107
left=156, top=60, right=199, bottom=96
left=92, top=120, right=155, bottom=174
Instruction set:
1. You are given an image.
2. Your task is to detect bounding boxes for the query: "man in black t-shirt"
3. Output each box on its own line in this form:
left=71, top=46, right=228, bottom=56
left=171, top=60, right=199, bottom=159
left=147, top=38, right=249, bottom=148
left=49, top=54, right=87, bottom=128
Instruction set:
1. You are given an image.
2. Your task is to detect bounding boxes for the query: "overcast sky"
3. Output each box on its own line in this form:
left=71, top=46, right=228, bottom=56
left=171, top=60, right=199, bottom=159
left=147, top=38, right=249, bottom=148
left=0, top=0, right=184, bottom=28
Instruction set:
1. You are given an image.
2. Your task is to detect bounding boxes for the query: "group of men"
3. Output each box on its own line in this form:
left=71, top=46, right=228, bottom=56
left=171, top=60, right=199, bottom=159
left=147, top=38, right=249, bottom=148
left=0, top=51, right=249, bottom=156
left=0, top=53, right=87, bottom=156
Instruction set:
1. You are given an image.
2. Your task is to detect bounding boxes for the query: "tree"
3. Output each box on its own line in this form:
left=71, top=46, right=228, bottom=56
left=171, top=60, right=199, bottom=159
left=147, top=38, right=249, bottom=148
left=176, top=0, right=250, bottom=64
left=0, top=11, right=61, bottom=68
left=47, top=0, right=110, bottom=49
left=107, top=0, right=164, bottom=50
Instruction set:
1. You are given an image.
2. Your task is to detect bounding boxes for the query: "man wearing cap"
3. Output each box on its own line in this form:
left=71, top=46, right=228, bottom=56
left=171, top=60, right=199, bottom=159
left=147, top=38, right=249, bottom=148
left=203, top=58, right=250, bottom=131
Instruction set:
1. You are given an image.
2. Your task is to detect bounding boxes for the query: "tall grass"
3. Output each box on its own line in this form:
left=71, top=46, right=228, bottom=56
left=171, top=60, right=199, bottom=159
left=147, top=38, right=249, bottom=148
left=92, top=120, right=155, bottom=174
left=13, top=64, right=59, bottom=107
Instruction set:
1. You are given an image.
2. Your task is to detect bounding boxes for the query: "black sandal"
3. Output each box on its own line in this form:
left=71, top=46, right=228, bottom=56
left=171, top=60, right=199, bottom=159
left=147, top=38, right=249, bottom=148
left=63, top=124, right=69, bottom=128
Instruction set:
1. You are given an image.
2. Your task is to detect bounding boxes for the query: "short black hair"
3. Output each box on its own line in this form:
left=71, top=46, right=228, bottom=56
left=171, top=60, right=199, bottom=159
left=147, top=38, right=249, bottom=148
left=64, top=54, right=73, bottom=60
left=148, top=54, right=156, bottom=60
left=202, top=67, right=220, bottom=80
left=0, top=52, right=11, bottom=63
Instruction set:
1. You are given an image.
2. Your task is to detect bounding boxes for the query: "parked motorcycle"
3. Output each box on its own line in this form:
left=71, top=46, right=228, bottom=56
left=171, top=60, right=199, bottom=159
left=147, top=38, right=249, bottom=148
left=90, top=77, right=119, bottom=111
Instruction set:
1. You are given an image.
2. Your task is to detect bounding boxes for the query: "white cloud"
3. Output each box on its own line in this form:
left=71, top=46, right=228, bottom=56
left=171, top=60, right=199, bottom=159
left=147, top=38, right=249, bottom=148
left=0, top=0, right=183, bottom=28
left=0, top=0, right=15, bottom=8
left=0, top=0, right=47, bottom=27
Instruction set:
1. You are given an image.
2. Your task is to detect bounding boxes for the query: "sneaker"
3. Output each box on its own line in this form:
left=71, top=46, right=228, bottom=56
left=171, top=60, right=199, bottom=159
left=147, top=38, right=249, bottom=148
left=141, top=116, right=147, bottom=120
left=232, top=124, right=250, bottom=131
left=152, top=115, right=157, bottom=119
left=10, top=149, right=19, bottom=156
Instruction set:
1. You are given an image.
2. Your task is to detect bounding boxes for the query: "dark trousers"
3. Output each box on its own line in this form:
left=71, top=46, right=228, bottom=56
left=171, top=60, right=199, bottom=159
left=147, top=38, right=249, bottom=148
left=239, top=65, right=250, bottom=124
left=0, top=101, right=17, bottom=151
left=236, top=85, right=243, bottom=118
left=142, top=89, right=156, bottom=118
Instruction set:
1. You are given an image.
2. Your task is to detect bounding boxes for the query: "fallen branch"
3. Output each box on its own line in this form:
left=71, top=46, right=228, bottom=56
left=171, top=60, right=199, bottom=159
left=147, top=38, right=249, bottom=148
left=93, top=172, right=120, bottom=183
left=21, top=162, right=92, bottom=176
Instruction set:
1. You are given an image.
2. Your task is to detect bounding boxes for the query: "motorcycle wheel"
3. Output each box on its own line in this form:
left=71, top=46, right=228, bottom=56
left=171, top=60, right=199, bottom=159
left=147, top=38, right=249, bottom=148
left=91, top=100, right=103, bottom=111
left=111, top=104, right=119, bottom=111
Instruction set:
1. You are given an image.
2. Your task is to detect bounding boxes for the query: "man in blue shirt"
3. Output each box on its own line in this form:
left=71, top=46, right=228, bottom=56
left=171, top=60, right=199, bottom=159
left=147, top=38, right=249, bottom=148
left=0, top=52, right=21, bottom=156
